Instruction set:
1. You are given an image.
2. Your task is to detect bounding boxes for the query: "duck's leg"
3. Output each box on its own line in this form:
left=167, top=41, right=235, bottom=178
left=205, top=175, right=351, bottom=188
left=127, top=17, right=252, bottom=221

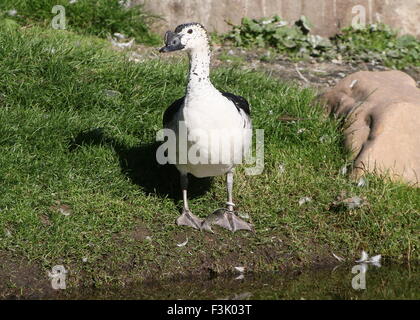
left=202, top=169, right=252, bottom=232
left=176, top=173, right=203, bottom=230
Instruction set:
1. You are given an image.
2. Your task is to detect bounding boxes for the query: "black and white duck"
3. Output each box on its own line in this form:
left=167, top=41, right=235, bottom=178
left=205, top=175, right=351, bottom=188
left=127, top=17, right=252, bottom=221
left=159, top=22, right=252, bottom=232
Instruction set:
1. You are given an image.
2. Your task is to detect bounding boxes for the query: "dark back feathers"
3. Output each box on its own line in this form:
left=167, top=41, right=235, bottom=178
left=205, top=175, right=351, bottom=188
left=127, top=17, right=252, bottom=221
left=163, top=97, right=185, bottom=126
left=221, top=92, right=251, bottom=116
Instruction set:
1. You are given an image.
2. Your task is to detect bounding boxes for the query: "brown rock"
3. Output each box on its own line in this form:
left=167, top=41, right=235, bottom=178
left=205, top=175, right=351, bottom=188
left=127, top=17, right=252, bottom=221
left=320, top=70, right=420, bottom=187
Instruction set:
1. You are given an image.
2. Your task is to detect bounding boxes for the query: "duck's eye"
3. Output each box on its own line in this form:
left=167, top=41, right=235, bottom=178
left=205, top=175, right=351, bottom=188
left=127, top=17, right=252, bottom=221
left=187, top=29, right=193, bottom=34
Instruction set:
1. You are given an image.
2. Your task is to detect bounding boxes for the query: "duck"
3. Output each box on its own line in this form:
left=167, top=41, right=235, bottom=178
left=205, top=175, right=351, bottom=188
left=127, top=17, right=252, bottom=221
left=159, top=22, right=252, bottom=232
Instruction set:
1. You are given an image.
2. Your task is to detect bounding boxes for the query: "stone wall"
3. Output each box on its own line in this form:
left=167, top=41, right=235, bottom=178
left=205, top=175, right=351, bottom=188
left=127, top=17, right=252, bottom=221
left=135, top=0, right=420, bottom=38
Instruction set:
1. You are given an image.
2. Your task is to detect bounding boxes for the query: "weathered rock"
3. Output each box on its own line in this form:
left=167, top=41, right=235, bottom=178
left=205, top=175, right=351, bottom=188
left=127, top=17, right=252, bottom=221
left=320, top=71, right=420, bottom=187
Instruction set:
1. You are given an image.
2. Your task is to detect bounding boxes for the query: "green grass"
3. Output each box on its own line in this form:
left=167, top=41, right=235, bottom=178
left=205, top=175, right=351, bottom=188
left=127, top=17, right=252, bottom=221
left=0, top=25, right=418, bottom=289
left=0, top=0, right=159, bottom=44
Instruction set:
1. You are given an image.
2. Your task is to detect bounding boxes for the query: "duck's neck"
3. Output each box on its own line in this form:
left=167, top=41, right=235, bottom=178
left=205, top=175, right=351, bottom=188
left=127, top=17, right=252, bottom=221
left=186, top=45, right=214, bottom=94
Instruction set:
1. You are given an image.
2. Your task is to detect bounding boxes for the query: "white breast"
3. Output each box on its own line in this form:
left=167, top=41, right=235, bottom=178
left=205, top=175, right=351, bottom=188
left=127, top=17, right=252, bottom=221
left=171, top=89, right=251, bottom=178
left=184, top=89, right=243, bottom=131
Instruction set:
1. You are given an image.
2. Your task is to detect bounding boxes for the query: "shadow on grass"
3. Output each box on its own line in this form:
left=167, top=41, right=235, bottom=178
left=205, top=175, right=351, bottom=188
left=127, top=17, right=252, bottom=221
left=68, top=128, right=212, bottom=201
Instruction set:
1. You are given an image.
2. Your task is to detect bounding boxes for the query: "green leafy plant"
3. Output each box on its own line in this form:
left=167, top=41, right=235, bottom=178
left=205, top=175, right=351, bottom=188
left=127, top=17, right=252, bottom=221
left=225, top=16, right=420, bottom=69
left=333, top=24, right=420, bottom=69
left=225, top=15, right=332, bottom=59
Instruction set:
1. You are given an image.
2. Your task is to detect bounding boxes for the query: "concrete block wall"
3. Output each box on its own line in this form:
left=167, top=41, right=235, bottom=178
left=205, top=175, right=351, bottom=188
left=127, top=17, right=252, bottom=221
left=135, top=0, right=419, bottom=38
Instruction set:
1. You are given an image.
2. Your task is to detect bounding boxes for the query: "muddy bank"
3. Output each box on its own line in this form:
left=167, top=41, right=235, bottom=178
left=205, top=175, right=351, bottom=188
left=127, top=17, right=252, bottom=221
left=0, top=251, right=56, bottom=299
left=0, top=227, right=336, bottom=299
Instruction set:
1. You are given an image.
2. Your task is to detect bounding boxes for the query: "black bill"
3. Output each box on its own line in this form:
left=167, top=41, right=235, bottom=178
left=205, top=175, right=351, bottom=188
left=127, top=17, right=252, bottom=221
left=159, top=31, right=185, bottom=53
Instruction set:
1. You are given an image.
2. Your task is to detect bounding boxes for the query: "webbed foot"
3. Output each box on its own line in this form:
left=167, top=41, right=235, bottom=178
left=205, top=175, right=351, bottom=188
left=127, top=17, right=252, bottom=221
left=201, top=208, right=252, bottom=233
left=176, top=208, right=203, bottom=230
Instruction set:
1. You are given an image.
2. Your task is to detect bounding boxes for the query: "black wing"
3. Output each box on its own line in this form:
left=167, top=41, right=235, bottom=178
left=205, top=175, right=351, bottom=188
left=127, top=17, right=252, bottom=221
left=163, top=96, right=185, bottom=126
left=221, top=92, right=251, bottom=116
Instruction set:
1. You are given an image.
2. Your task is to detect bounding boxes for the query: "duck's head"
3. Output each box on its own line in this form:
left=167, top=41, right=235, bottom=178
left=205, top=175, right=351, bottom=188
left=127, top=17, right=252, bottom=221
left=159, top=22, right=208, bottom=53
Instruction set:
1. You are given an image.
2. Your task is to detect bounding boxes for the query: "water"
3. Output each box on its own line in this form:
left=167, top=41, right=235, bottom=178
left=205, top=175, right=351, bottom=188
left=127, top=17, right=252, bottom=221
left=54, top=263, right=418, bottom=300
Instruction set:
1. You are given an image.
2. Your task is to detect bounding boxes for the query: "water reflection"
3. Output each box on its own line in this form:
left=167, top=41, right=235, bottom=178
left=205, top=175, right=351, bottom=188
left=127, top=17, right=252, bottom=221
left=53, top=264, right=418, bottom=300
